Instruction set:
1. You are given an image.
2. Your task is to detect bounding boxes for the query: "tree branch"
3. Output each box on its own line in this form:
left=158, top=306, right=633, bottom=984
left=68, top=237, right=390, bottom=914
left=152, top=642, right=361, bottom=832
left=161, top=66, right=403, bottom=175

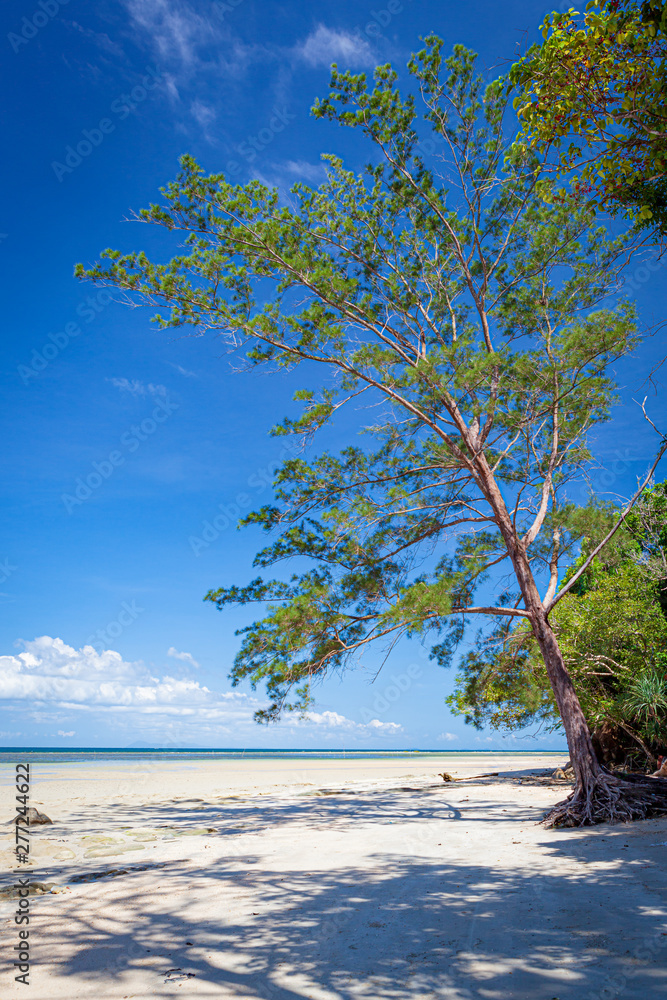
left=547, top=437, right=667, bottom=611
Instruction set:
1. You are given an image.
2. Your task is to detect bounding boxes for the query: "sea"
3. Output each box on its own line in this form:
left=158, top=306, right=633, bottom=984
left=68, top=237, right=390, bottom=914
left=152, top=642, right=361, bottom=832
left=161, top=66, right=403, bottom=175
left=0, top=747, right=563, bottom=764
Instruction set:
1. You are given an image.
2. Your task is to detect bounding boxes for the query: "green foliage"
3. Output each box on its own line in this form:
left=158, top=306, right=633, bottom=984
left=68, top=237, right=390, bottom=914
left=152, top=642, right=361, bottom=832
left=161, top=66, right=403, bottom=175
left=449, top=484, right=667, bottom=760
left=621, top=661, right=667, bottom=741
left=510, top=1, right=667, bottom=237
left=77, top=38, right=647, bottom=725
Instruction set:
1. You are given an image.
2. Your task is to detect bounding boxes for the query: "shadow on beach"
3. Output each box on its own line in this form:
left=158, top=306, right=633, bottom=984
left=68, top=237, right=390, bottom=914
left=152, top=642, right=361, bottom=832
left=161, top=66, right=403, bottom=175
left=32, top=767, right=570, bottom=839
left=22, top=780, right=667, bottom=999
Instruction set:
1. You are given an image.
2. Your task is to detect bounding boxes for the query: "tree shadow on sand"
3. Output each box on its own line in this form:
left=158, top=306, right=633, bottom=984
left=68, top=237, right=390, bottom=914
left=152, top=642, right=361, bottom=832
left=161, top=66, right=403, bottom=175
left=39, top=769, right=556, bottom=841
left=27, top=782, right=667, bottom=1000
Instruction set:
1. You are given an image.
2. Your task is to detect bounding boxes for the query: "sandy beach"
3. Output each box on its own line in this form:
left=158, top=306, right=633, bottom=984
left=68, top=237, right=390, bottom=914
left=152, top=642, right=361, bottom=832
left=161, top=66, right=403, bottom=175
left=2, top=753, right=666, bottom=998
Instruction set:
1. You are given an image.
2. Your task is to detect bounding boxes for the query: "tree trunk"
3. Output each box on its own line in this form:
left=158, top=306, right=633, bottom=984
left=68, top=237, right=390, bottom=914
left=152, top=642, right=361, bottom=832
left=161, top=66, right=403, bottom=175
left=529, top=607, right=601, bottom=784
left=479, top=467, right=667, bottom=825
left=516, top=584, right=667, bottom=825
left=482, top=473, right=603, bottom=803
left=520, top=578, right=667, bottom=825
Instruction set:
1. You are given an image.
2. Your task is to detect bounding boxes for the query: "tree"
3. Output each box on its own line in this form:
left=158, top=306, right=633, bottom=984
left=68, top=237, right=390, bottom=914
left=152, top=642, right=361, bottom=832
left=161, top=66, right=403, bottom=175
left=448, top=485, right=667, bottom=767
left=76, top=38, right=667, bottom=826
left=509, top=1, right=667, bottom=237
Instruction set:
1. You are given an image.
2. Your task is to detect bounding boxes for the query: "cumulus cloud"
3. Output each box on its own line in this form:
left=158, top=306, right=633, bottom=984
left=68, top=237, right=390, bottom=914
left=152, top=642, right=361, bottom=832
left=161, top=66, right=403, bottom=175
left=299, top=710, right=402, bottom=734
left=108, top=378, right=168, bottom=397
left=167, top=647, right=200, bottom=669
left=0, top=637, right=220, bottom=713
left=366, top=718, right=402, bottom=733
left=437, top=732, right=459, bottom=742
left=297, top=26, right=373, bottom=68
left=0, top=638, right=403, bottom=742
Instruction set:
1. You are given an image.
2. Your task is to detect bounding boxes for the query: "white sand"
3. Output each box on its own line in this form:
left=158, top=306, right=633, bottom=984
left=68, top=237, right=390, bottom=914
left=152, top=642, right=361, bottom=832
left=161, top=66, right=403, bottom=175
left=1, top=754, right=666, bottom=998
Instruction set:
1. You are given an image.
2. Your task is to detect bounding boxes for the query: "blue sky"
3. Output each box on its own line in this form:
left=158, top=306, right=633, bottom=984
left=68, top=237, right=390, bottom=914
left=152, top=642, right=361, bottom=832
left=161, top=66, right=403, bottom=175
left=1, top=0, right=664, bottom=750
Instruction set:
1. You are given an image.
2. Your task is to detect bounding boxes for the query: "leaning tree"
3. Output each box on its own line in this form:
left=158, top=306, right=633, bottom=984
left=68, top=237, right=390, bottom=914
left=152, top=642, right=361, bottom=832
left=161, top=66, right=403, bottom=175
left=77, top=39, right=667, bottom=825
left=448, top=484, right=667, bottom=767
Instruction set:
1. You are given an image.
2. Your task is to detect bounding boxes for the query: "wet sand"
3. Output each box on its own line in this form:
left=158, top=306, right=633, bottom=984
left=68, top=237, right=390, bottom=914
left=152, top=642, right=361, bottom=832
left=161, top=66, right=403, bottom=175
left=1, top=753, right=666, bottom=998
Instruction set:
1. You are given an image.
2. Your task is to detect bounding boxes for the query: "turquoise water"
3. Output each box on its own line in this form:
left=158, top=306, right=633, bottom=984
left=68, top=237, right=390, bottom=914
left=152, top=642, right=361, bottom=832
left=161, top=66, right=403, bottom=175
left=0, top=747, right=561, bottom=764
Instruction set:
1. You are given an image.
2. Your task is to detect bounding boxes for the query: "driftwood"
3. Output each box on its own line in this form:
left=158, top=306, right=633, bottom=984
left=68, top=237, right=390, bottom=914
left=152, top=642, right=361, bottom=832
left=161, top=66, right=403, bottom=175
left=438, top=771, right=499, bottom=783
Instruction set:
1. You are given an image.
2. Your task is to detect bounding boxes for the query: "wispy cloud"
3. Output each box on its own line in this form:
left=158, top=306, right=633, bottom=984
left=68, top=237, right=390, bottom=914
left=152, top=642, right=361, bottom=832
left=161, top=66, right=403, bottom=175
left=190, top=99, right=216, bottom=129
left=122, top=0, right=262, bottom=84
left=296, top=25, right=374, bottom=68
left=57, top=729, right=75, bottom=737
left=108, top=378, right=168, bottom=397
left=280, top=159, right=327, bottom=184
left=437, top=732, right=459, bottom=742
left=121, top=0, right=269, bottom=138
left=70, top=22, right=125, bottom=60
left=123, top=0, right=213, bottom=69
left=168, top=362, right=198, bottom=378
left=167, top=646, right=200, bottom=669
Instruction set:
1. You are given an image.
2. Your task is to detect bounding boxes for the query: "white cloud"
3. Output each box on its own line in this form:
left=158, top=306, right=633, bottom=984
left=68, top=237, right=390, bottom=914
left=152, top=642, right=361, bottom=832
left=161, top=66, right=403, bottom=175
left=124, top=0, right=213, bottom=68
left=302, top=710, right=354, bottom=728
left=366, top=718, right=402, bottom=733
left=168, top=362, right=197, bottom=378
left=122, top=0, right=260, bottom=84
left=0, top=637, right=220, bottom=712
left=190, top=99, right=216, bottom=129
left=300, top=710, right=402, bottom=734
left=167, top=646, right=200, bottom=669
left=0, top=638, right=403, bottom=742
left=297, top=25, right=374, bottom=68
left=281, top=159, right=327, bottom=184
left=70, top=22, right=125, bottom=59
left=437, top=732, right=459, bottom=742
left=108, top=378, right=168, bottom=397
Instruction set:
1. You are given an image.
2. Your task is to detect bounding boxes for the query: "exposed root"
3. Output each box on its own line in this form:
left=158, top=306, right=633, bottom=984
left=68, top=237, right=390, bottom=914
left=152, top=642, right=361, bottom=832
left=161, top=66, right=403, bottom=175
left=543, top=769, right=667, bottom=828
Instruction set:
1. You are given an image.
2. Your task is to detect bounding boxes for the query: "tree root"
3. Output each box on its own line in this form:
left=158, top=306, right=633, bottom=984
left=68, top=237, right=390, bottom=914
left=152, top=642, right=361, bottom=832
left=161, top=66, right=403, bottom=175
left=543, top=770, right=667, bottom=828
